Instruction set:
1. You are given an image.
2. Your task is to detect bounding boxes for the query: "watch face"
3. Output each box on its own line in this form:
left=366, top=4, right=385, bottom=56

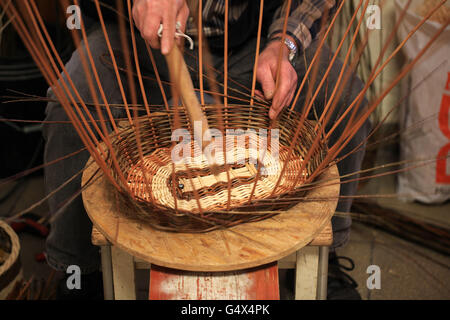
left=284, top=39, right=297, bottom=62
left=286, top=40, right=294, bottom=50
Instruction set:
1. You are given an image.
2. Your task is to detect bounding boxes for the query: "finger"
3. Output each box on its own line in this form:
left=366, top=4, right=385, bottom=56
left=286, top=86, right=295, bottom=109
left=282, top=88, right=294, bottom=111
left=256, top=65, right=276, bottom=100
left=280, top=81, right=296, bottom=110
left=270, top=64, right=297, bottom=119
left=279, top=94, right=289, bottom=113
left=270, top=78, right=291, bottom=117
left=132, top=0, right=146, bottom=30
left=278, top=69, right=297, bottom=111
left=254, top=90, right=265, bottom=99
left=269, top=106, right=279, bottom=120
left=132, top=4, right=142, bottom=30
left=269, top=60, right=288, bottom=106
left=176, top=2, right=190, bottom=33
left=175, top=3, right=190, bottom=46
left=269, top=94, right=284, bottom=119
left=142, top=16, right=162, bottom=49
left=287, top=71, right=298, bottom=107
left=161, top=1, right=177, bottom=55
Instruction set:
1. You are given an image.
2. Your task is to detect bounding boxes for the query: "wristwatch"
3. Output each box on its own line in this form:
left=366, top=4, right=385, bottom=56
left=283, top=37, right=298, bottom=64
left=271, top=36, right=298, bottom=66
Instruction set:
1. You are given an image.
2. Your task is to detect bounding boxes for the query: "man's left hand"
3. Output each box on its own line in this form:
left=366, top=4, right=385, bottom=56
left=256, top=38, right=298, bottom=120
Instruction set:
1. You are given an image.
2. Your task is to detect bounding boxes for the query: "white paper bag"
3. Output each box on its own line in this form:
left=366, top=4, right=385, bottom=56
left=396, top=0, right=450, bottom=203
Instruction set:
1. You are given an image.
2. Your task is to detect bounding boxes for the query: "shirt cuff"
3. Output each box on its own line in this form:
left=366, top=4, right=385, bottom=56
left=268, top=20, right=313, bottom=53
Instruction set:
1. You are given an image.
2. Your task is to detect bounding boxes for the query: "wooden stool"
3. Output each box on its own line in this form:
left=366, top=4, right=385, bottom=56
left=82, top=159, right=339, bottom=301
left=92, top=222, right=332, bottom=300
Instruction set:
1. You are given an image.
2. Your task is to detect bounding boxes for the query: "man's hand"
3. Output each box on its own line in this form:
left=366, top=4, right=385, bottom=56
left=132, top=0, right=189, bottom=55
left=256, top=38, right=298, bottom=120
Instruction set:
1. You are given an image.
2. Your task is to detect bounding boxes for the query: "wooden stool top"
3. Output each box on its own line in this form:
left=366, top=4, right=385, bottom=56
left=92, top=221, right=332, bottom=247
left=83, top=160, right=339, bottom=272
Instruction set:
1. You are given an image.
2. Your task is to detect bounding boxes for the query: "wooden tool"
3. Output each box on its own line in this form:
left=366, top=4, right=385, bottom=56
left=164, top=43, right=220, bottom=174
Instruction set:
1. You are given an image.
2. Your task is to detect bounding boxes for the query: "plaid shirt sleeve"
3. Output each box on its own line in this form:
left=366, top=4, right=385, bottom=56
left=268, top=0, right=336, bottom=52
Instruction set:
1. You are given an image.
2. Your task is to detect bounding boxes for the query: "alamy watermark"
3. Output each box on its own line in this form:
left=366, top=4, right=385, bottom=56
left=366, top=265, right=381, bottom=290
left=66, top=265, right=81, bottom=290
left=366, top=4, right=381, bottom=30
left=66, top=5, right=81, bottom=30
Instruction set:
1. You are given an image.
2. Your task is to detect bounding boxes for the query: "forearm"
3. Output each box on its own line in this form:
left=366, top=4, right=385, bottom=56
left=268, top=0, right=336, bottom=53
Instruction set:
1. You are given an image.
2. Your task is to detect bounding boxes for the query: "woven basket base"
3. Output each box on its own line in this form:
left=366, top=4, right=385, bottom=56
left=126, top=136, right=307, bottom=213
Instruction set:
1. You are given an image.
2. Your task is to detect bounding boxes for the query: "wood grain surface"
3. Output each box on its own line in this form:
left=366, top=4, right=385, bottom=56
left=91, top=222, right=332, bottom=247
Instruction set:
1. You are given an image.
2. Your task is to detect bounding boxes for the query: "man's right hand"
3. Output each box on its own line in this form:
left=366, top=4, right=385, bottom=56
left=132, top=0, right=190, bottom=55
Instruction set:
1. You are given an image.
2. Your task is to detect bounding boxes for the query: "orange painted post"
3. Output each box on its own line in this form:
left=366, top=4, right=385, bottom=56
left=149, top=263, right=279, bottom=300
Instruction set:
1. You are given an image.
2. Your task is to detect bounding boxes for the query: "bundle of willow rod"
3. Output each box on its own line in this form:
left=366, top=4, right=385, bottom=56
left=1, top=0, right=448, bottom=233
left=350, top=200, right=450, bottom=256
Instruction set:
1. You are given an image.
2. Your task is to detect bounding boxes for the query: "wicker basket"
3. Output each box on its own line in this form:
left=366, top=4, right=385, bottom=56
left=108, top=104, right=326, bottom=232
left=0, top=220, right=22, bottom=299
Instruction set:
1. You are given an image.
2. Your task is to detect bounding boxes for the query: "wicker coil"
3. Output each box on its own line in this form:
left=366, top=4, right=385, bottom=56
left=0, top=220, right=22, bottom=299
left=108, top=104, right=326, bottom=232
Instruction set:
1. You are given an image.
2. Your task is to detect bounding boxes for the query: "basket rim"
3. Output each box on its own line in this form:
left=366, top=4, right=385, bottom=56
left=98, top=103, right=328, bottom=232
left=0, top=220, right=21, bottom=277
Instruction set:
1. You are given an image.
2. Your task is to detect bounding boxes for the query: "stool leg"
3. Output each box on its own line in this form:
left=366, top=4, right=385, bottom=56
left=295, top=246, right=319, bottom=300
left=317, top=246, right=329, bottom=300
left=100, top=245, right=115, bottom=300
left=111, top=247, right=136, bottom=300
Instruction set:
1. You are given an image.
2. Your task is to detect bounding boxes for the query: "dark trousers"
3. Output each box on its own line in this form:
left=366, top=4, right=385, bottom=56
left=43, top=24, right=369, bottom=273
